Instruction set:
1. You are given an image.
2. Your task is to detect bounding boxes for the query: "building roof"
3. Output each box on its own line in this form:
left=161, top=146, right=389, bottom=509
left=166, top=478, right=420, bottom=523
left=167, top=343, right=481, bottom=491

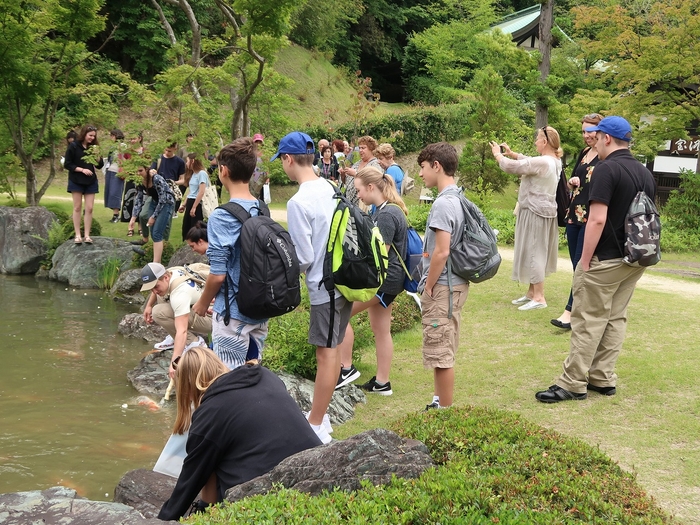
left=491, top=5, right=541, bottom=44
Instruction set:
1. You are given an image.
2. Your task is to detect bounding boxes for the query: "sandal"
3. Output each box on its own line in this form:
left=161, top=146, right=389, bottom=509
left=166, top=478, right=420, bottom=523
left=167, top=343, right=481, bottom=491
left=127, top=229, right=134, bottom=237
left=84, top=237, right=93, bottom=244
left=74, top=236, right=82, bottom=245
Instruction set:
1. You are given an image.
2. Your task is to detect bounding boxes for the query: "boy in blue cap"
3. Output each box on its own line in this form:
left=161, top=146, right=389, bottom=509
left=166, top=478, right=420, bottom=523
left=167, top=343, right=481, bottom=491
left=536, top=116, right=656, bottom=403
left=271, top=132, right=352, bottom=443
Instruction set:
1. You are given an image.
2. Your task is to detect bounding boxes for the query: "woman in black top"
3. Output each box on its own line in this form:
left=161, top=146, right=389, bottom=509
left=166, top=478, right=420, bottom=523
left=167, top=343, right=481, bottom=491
left=318, top=145, right=339, bottom=181
left=63, top=125, right=104, bottom=244
left=551, top=113, right=603, bottom=330
left=157, top=347, right=320, bottom=521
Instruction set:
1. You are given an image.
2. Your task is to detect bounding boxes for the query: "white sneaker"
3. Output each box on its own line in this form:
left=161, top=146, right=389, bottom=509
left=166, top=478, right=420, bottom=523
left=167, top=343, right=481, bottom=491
left=511, top=295, right=531, bottom=305
left=154, top=335, right=174, bottom=350
left=184, top=336, right=206, bottom=352
left=309, top=422, right=332, bottom=444
left=172, top=212, right=179, bottom=219
left=304, top=412, right=333, bottom=434
left=518, top=300, right=547, bottom=311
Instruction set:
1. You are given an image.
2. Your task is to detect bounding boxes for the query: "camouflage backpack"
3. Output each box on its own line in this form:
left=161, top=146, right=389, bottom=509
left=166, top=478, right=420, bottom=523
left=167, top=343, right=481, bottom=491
left=616, top=162, right=661, bottom=267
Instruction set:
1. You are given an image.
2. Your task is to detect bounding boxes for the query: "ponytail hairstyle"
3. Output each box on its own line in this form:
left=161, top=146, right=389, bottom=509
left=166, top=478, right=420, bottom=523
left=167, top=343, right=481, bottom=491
left=173, top=347, right=228, bottom=434
left=356, top=166, right=408, bottom=216
left=185, top=221, right=208, bottom=243
left=541, top=126, right=564, bottom=158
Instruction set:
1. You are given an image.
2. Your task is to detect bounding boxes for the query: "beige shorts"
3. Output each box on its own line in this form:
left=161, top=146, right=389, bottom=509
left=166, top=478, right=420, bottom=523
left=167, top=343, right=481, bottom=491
left=421, top=283, right=469, bottom=369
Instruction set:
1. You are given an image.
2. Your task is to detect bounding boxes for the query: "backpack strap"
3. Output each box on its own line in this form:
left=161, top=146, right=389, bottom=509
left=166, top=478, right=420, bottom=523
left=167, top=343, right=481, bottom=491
left=216, top=200, right=269, bottom=325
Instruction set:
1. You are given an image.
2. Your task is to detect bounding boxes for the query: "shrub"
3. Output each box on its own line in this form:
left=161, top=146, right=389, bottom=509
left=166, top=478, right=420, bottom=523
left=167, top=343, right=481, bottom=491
left=263, top=286, right=421, bottom=380
left=186, top=406, right=673, bottom=524
left=663, top=169, right=700, bottom=232
left=5, top=199, right=28, bottom=208
left=484, top=208, right=515, bottom=245
left=42, top=204, right=70, bottom=224
left=61, top=217, right=102, bottom=239
left=407, top=204, right=431, bottom=231
left=659, top=223, right=700, bottom=253
left=131, top=240, right=175, bottom=268
left=305, top=103, right=472, bottom=156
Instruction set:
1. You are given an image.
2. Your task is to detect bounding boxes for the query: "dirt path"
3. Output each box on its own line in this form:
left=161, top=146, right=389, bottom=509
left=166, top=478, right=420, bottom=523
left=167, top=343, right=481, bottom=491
left=498, top=247, right=700, bottom=300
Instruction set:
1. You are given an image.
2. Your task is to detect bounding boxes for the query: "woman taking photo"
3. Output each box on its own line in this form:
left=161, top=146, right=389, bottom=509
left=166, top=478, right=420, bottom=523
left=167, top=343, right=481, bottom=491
left=551, top=113, right=603, bottom=330
left=63, top=124, right=104, bottom=244
left=128, top=164, right=175, bottom=264
left=490, top=126, right=562, bottom=310
left=157, top=347, right=321, bottom=521
left=336, top=166, right=408, bottom=396
left=178, top=153, right=210, bottom=241
left=339, top=135, right=381, bottom=207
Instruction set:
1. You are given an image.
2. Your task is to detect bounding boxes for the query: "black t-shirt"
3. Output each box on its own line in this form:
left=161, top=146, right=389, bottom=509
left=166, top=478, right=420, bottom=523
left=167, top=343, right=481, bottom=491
left=588, top=149, right=656, bottom=261
left=150, top=155, right=185, bottom=182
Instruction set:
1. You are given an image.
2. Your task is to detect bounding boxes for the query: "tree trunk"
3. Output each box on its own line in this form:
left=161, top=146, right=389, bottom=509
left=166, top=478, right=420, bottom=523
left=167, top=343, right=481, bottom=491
left=536, top=0, right=554, bottom=131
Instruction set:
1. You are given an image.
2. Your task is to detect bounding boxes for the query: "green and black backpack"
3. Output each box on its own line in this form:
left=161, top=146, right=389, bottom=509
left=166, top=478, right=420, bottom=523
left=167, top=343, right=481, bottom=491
left=320, top=181, right=388, bottom=346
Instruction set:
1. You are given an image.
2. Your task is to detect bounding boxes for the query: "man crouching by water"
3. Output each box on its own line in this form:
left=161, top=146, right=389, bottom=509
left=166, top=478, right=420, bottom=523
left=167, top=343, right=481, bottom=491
left=157, top=347, right=321, bottom=520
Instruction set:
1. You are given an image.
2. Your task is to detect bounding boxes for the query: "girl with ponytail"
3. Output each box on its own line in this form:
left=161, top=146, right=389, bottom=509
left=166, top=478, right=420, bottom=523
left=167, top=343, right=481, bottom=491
left=336, top=166, right=409, bottom=396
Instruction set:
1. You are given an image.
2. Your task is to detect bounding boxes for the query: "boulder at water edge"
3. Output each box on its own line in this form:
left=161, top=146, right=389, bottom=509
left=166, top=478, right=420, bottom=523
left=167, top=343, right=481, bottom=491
left=0, top=486, right=175, bottom=525
left=0, top=206, right=55, bottom=274
left=113, top=469, right=177, bottom=519
left=111, top=268, right=147, bottom=305
left=118, top=313, right=169, bottom=343
left=226, top=428, right=434, bottom=502
left=49, top=237, right=134, bottom=288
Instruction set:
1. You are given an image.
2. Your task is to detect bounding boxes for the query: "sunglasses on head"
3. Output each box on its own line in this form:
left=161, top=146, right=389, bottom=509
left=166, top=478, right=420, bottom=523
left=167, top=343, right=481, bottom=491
left=87, top=126, right=97, bottom=132
left=541, top=126, right=549, bottom=142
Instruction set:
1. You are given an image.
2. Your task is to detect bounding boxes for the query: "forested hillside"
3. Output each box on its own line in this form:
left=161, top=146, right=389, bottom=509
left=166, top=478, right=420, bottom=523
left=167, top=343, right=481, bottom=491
left=1, top=0, right=699, bottom=205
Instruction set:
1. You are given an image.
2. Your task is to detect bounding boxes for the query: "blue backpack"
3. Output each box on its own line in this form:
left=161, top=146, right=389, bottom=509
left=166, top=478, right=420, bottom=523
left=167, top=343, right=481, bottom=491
left=388, top=204, right=423, bottom=293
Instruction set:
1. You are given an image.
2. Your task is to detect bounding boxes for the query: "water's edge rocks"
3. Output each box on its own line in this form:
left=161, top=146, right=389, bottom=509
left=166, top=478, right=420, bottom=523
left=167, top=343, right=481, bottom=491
left=50, top=237, right=134, bottom=288
left=0, top=206, right=55, bottom=275
left=0, top=486, right=176, bottom=524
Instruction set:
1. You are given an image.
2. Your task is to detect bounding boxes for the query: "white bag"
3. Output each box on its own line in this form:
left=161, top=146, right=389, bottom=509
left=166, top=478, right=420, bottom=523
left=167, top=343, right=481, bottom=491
left=262, top=182, right=271, bottom=204
left=153, top=432, right=188, bottom=478
left=201, top=184, right=219, bottom=220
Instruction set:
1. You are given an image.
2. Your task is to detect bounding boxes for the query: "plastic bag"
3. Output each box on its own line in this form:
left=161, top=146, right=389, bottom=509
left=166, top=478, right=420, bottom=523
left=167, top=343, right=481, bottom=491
left=263, top=182, right=271, bottom=204
left=153, top=432, right=188, bottom=478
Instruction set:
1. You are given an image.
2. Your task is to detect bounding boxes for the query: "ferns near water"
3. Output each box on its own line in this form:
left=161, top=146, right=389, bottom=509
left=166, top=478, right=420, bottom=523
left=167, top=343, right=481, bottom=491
left=95, top=257, right=122, bottom=290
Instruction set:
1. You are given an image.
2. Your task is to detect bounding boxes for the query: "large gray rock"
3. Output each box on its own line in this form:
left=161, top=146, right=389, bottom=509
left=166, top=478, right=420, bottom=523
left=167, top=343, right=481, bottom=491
left=226, top=428, right=434, bottom=502
left=111, top=268, right=147, bottom=305
left=114, top=469, right=177, bottom=519
left=127, top=348, right=172, bottom=395
left=277, top=371, right=366, bottom=426
left=0, top=486, right=175, bottom=524
left=49, top=237, right=134, bottom=288
left=168, top=244, right=208, bottom=267
left=118, top=313, right=168, bottom=342
left=0, top=206, right=55, bottom=274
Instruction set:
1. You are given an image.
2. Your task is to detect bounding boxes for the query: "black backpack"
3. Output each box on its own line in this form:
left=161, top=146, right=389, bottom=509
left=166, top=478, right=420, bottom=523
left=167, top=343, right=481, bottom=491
left=219, top=201, right=301, bottom=321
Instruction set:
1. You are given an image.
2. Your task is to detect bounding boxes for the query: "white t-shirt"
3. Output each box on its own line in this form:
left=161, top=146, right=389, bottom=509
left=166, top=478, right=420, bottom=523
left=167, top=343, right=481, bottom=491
left=168, top=269, right=204, bottom=317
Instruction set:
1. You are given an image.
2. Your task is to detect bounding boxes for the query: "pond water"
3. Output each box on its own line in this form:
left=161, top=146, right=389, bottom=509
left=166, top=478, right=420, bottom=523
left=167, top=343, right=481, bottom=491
left=0, top=275, right=175, bottom=501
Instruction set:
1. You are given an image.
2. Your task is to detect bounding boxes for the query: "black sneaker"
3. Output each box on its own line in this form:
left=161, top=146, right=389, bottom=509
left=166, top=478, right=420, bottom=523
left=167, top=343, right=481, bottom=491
left=587, top=383, right=616, bottom=396
left=425, top=401, right=440, bottom=411
left=360, top=376, right=393, bottom=396
left=335, top=365, right=360, bottom=389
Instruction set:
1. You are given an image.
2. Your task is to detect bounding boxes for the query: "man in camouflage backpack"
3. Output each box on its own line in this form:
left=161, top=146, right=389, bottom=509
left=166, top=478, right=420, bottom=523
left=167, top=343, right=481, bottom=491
left=536, top=116, right=656, bottom=403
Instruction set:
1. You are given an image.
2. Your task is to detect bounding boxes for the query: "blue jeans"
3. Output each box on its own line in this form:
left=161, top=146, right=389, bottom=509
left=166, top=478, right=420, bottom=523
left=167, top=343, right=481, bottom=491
left=149, top=200, right=174, bottom=242
left=565, top=223, right=586, bottom=312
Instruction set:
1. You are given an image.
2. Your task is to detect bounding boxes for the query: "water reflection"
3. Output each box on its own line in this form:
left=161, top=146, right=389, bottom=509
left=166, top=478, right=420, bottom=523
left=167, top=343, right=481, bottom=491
left=0, top=275, right=174, bottom=501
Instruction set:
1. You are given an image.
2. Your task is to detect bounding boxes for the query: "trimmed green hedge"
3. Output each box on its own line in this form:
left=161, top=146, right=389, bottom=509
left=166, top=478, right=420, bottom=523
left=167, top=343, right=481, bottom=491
left=185, top=406, right=673, bottom=524
left=305, top=103, right=472, bottom=155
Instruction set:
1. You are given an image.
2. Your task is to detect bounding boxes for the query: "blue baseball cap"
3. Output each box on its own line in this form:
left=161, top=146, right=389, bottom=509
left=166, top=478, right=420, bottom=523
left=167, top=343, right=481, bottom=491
left=270, top=131, right=315, bottom=161
left=585, top=116, right=632, bottom=142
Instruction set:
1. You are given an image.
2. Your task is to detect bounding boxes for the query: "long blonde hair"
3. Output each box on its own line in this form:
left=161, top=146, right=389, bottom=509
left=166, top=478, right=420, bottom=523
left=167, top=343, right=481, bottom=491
left=356, top=166, right=408, bottom=216
left=540, top=126, right=564, bottom=158
left=173, top=347, right=229, bottom=434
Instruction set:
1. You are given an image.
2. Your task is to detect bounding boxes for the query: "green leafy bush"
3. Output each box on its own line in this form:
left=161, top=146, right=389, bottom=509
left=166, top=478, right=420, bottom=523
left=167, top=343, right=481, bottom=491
left=305, top=103, right=472, bottom=156
left=61, top=217, right=102, bottom=239
left=185, top=406, right=673, bottom=524
left=659, top=223, right=700, bottom=253
left=42, top=204, right=70, bottom=224
left=264, top=286, right=421, bottom=380
left=131, top=240, right=175, bottom=268
left=663, top=169, right=700, bottom=232
left=5, top=199, right=28, bottom=208
left=485, top=208, right=516, bottom=245
left=407, top=204, right=431, bottom=232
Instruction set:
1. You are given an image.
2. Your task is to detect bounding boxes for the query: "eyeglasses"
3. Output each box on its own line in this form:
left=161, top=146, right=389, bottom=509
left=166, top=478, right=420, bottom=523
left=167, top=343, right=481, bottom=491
left=171, top=355, right=181, bottom=370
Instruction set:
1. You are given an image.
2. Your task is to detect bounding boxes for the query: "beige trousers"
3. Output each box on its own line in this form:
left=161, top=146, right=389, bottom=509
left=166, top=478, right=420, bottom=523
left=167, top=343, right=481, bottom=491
left=557, top=257, right=645, bottom=393
left=152, top=302, right=212, bottom=346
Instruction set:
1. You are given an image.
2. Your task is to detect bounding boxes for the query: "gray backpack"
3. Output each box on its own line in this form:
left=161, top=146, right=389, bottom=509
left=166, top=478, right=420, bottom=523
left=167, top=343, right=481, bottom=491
left=442, top=188, right=501, bottom=283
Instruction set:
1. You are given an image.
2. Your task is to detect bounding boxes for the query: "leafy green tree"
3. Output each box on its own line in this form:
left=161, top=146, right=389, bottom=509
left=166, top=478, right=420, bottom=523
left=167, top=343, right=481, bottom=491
left=572, top=0, right=700, bottom=159
left=458, top=66, right=530, bottom=194
left=0, top=0, right=109, bottom=205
